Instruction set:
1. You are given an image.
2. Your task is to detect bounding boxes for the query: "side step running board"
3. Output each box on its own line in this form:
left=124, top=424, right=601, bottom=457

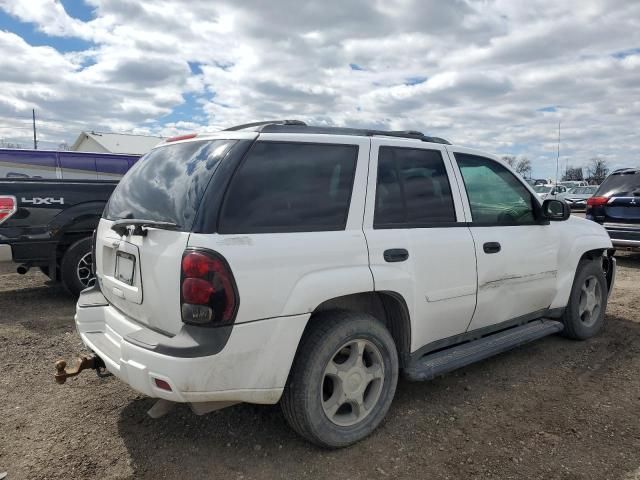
left=404, top=319, right=564, bottom=381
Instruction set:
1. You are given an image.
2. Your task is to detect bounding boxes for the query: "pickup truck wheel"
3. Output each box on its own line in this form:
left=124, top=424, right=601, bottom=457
left=60, top=237, right=95, bottom=296
left=562, top=259, right=608, bottom=340
left=281, top=311, right=398, bottom=448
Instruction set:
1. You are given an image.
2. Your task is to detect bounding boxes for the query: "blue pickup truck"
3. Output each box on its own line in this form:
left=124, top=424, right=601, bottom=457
left=0, top=148, right=139, bottom=294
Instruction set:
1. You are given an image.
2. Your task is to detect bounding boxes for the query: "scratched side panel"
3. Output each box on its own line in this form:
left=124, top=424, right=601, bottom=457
left=466, top=224, right=559, bottom=331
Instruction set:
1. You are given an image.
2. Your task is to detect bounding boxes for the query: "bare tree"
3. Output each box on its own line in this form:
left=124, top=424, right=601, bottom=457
left=562, top=166, right=584, bottom=181
left=515, top=157, right=532, bottom=178
left=501, top=155, right=516, bottom=168
left=587, top=158, right=609, bottom=184
left=0, top=140, right=24, bottom=149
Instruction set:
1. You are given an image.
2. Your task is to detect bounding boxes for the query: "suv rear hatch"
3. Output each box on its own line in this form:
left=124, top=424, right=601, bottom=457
left=96, top=137, right=246, bottom=335
left=593, top=169, right=640, bottom=224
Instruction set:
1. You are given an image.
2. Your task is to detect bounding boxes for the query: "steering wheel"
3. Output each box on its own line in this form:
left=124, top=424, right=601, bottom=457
left=498, top=207, right=530, bottom=224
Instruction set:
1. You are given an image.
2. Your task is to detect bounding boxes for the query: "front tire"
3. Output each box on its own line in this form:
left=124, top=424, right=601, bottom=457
left=562, top=259, right=608, bottom=340
left=281, top=311, right=399, bottom=448
left=60, top=237, right=95, bottom=296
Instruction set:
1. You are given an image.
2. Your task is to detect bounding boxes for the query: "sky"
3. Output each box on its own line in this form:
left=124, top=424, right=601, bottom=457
left=0, top=0, right=638, bottom=179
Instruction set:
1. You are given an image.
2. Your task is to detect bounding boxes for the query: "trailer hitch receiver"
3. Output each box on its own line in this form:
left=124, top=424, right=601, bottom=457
left=54, top=354, right=106, bottom=384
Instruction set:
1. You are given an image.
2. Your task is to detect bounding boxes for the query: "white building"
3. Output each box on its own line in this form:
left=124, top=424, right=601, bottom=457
left=71, top=131, right=164, bottom=155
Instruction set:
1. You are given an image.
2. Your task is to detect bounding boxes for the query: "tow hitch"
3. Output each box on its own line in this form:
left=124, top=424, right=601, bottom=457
left=54, top=354, right=108, bottom=384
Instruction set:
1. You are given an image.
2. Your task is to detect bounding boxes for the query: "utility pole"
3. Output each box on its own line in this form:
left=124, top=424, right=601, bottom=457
left=32, top=109, right=37, bottom=150
left=554, top=119, right=560, bottom=184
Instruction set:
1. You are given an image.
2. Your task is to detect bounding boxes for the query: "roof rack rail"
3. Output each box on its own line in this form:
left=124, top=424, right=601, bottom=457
left=224, top=122, right=451, bottom=145
left=370, top=130, right=451, bottom=144
left=224, top=119, right=307, bottom=131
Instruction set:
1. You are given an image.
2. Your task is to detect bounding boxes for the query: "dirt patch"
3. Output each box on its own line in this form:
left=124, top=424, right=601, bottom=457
left=0, top=255, right=639, bottom=479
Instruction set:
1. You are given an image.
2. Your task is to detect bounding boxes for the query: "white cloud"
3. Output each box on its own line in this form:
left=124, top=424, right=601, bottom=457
left=0, top=0, right=638, bottom=177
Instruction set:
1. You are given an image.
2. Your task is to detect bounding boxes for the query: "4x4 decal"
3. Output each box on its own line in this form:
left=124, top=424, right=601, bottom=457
left=21, top=197, right=65, bottom=205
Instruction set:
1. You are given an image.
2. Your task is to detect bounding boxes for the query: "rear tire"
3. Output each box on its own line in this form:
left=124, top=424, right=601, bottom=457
left=281, top=311, right=399, bottom=448
left=60, top=237, right=94, bottom=296
left=561, top=259, right=607, bottom=340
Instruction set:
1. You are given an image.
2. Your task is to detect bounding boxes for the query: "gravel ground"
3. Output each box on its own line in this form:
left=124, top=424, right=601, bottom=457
left=0, top=252, right=639, bottom=480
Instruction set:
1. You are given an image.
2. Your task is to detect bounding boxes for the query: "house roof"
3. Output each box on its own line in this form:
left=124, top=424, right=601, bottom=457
left=71, top=131, right=164, bottom=155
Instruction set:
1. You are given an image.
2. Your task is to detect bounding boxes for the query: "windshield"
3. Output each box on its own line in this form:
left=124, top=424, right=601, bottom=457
left=534, top=186, right=552, bottom=193
left=105, top=139, right=237, bottom=230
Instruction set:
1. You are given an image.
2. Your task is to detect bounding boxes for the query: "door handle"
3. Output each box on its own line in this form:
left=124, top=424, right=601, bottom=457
left=384, top=248, right=409, bottom=262
left=483, top=242, right=501, bottom=254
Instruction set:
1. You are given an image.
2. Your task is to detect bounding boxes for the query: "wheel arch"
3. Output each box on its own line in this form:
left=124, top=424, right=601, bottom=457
left=306, top=291, right=412, bottom=367
left=550, top=236, right=612, bottom=310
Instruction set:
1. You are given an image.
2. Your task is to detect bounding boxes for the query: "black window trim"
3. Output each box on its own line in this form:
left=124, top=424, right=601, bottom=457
left=453, top=152, right=546, bottom=227
left=217, top=140, right=360, bottom=235
left=373, top=145, right=460, bottom=230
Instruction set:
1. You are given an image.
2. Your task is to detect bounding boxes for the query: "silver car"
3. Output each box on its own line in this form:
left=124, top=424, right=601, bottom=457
left=564, top=185, right=599, bottom=209
left=534, top=184, right=569, bottom=201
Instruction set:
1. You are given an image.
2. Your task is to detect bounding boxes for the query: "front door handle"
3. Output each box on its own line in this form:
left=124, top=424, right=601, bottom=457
left=483, top=242, right=501, bottom=254
left=384, top=248, right=409, bottom=262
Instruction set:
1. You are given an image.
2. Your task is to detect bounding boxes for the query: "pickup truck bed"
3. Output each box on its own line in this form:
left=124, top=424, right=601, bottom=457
left=0, top=179, right=118, bottom=294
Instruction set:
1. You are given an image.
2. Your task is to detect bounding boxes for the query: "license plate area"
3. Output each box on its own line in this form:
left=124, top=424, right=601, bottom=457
left=115, top=251, right=136, bottom=285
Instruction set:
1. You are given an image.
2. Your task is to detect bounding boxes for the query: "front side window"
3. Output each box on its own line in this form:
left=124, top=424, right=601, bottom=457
left=374, top=146, right=456, bottom=228
left=219, top=142, right=358, bottom=234
left=456, top=153, right=536, bottom=225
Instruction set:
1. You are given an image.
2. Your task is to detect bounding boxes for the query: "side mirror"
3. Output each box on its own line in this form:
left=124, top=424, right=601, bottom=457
left=542, top=199, right=570, bottom=221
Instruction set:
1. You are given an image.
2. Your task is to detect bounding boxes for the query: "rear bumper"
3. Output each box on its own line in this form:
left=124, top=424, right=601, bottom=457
left=604, top=223, right=640, bottom=249
left=0, top=239, right=56, bottom=265
left=0, top=244, right=12, bottom=262
left=75, top=288, right=309, bottom=404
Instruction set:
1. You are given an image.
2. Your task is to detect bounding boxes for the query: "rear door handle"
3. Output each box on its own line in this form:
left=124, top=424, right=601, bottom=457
left=483, top=242, right=501, bottom=254
left=384, top=248, right=409, bottom=262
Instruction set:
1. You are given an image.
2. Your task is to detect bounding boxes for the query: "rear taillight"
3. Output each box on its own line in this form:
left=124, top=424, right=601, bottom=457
left=180, top=249, right=239, bottom=327
left=586, top=196, right=609, bottom=206
left=0, top=196, right=17, bottom=225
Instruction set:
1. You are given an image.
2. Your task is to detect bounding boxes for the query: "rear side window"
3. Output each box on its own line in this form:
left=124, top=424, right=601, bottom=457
left=106, top=140, right=237, bottom=230
left=59, top=154, right=98, bottom=180
left=597, top=171, right=640, bottom=197
left=219, top=142, right=358, bottom=234
left=374, top=147, right=456, bottom=228
left=0, top=150, right=57, bottom=179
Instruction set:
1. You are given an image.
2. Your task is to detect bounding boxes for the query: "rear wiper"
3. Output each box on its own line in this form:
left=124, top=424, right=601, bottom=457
left=110, top=219, right=180, bottom=237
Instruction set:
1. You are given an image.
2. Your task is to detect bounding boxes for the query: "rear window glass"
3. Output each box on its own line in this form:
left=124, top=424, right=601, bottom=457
left=0, top=150, right=57, bottom=179
left=105, top=140, right=237, bottom=230
left=96, top=156, right=133, bottom=180
left=219, top=142, right=358, bottom=234
left=597, top=171, right=640, bottom=197
left=59, top=154, right=97, bottom=180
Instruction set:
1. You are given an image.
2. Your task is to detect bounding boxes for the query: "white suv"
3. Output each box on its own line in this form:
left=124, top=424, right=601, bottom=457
left=62, top=120, right=616, bottom=448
